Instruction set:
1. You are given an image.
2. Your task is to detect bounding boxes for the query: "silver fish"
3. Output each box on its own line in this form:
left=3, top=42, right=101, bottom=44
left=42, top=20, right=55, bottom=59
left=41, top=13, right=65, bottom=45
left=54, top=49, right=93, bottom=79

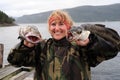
left=19, top=25, right=42, bottom=44
left=67, top=26, right=90, bottom=41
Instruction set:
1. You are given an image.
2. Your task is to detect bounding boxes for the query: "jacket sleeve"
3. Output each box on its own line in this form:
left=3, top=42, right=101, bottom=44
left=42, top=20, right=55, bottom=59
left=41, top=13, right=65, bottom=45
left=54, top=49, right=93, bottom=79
left=83, top=33, right=119, bottom=67
left=7, top=41, right=40, bottom=67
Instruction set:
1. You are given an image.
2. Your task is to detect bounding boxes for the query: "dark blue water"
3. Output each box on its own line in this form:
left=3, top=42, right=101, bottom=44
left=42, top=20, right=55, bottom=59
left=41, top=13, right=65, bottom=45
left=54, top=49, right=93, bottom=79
left=0, top=21, right=120, bottom=80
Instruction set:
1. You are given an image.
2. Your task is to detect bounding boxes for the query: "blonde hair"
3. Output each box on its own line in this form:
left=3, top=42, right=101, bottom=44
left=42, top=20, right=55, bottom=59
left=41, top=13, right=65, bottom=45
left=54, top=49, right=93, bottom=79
left=48, top=10, right=73, bottom=30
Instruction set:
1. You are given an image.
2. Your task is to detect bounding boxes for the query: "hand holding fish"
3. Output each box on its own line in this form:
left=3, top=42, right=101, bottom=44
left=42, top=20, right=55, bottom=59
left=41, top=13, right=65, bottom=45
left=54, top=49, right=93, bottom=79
left=18, top=25, right=42, bottom=47
left=24, top=40, right=35, bottom=47
left=67, top=26, right=90, bottom=46
left=75, top=38, right=90, bottom=46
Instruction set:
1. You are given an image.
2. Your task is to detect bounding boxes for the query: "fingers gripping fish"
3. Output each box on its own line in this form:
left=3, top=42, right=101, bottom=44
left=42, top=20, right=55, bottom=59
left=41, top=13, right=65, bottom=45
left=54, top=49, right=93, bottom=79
left=18, top=25, right=42, bottom=44
left=67, top=26, right=90, bottom=41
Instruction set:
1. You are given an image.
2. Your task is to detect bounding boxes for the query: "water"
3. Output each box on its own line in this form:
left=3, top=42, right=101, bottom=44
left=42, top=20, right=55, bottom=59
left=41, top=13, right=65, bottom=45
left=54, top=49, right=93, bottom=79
left=0, top=21, right=120, bottom=80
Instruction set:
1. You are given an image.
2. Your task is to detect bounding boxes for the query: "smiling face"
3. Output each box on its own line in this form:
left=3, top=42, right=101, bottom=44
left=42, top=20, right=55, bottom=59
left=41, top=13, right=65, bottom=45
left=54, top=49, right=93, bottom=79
left=48, top=10, right=73, bottom=40
left=49, top=20, right=68, bottom=40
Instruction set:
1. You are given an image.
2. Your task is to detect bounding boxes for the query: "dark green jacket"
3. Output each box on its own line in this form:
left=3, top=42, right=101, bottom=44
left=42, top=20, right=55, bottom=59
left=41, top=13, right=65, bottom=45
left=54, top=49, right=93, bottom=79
left=7, top=34, right=118, bottom=80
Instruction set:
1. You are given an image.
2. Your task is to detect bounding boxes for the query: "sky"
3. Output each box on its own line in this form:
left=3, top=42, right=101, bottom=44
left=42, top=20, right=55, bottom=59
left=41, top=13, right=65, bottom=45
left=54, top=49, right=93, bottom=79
left=0, top=0, right=120, bottom=17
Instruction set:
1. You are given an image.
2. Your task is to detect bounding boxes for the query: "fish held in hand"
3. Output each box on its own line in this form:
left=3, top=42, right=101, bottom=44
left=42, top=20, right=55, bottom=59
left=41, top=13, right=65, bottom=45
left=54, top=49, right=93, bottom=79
left=19, top=25, right=42, bottom=44
left=67, top=26, right=90, bottom=41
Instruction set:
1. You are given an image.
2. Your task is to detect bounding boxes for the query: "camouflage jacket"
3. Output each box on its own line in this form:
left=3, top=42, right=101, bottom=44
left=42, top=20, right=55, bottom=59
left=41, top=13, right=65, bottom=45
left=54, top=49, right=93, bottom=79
left=7, top=34, right=119, bottom=80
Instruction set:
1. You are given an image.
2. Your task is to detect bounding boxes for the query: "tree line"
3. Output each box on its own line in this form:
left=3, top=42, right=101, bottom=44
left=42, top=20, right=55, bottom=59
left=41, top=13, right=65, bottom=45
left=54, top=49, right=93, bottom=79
left=0, top=10, right=15, bottom=24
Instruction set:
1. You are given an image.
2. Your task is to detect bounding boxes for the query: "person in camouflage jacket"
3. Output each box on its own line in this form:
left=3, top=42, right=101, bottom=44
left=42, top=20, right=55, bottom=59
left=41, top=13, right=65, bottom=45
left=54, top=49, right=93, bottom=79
left=7, top=10, right=119, bottom=80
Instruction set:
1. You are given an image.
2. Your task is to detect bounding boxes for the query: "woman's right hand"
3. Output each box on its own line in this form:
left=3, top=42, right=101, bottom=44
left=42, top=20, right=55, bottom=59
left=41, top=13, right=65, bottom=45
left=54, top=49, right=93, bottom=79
left=24, top=40, right=35, bottom=47
left=75, top=38, right=89, bottom=46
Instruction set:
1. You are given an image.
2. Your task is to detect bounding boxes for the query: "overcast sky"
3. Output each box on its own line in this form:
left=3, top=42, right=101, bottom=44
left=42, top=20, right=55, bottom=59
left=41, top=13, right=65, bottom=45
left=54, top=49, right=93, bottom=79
left=0, top=0, right=120, bottom=17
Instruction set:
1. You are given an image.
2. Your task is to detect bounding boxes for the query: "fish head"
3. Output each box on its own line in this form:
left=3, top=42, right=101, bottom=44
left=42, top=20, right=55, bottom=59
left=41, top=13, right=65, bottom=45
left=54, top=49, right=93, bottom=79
left=67, top=26, right=90, bottom=41
left=19, top=25, right=42, bottom=44
left=67, top=26, right=82, bottom=41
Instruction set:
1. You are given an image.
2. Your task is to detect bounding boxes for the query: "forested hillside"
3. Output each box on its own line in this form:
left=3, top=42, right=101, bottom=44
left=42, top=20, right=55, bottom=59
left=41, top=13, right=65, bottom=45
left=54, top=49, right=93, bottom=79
left=16, top=3, right=120, bottom=23
left=0, top=10, right=15, bottom=26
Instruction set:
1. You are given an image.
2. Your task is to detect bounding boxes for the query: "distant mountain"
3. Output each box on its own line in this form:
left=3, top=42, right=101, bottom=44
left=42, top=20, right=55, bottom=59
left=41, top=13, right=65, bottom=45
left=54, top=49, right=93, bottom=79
left=16, top=3, right=120, bottom=23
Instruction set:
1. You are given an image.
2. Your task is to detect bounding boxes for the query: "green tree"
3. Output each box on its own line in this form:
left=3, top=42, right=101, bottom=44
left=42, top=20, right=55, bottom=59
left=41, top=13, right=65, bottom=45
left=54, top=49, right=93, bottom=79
left=0, top=10, right=15, bottom=24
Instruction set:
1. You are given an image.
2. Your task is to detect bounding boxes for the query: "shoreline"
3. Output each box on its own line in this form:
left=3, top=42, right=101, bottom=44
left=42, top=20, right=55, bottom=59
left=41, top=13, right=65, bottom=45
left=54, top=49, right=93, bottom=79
left=0, top=23, right=18, bottom=27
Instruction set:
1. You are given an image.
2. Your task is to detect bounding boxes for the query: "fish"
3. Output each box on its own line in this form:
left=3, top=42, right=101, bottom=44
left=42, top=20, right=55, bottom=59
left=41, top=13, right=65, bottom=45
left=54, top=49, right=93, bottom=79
left=67, top=26, right=90, bottom=41
left=18, top=25, right=42, bottom=44
left=68, top=24, right=120, bottom=50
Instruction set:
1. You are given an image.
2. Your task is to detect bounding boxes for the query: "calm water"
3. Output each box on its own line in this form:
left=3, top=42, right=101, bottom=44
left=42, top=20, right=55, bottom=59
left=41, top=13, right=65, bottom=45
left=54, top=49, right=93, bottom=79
left=0, top=21, right=120, bottom=80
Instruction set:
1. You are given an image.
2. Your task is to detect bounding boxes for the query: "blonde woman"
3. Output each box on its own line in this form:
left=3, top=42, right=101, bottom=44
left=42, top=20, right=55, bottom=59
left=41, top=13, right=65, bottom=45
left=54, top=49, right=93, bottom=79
left=8, top=10, right=119, bottom=80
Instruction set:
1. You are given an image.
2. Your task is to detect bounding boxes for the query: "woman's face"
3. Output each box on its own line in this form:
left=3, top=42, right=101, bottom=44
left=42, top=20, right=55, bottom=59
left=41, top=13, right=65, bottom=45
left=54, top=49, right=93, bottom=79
left=49, top=20, right=68, bottom=40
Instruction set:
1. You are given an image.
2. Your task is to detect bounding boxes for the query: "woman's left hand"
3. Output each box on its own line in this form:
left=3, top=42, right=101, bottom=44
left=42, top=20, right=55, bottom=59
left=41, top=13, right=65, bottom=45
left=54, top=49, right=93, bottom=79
left=76, top=38, right=89, bottom=46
